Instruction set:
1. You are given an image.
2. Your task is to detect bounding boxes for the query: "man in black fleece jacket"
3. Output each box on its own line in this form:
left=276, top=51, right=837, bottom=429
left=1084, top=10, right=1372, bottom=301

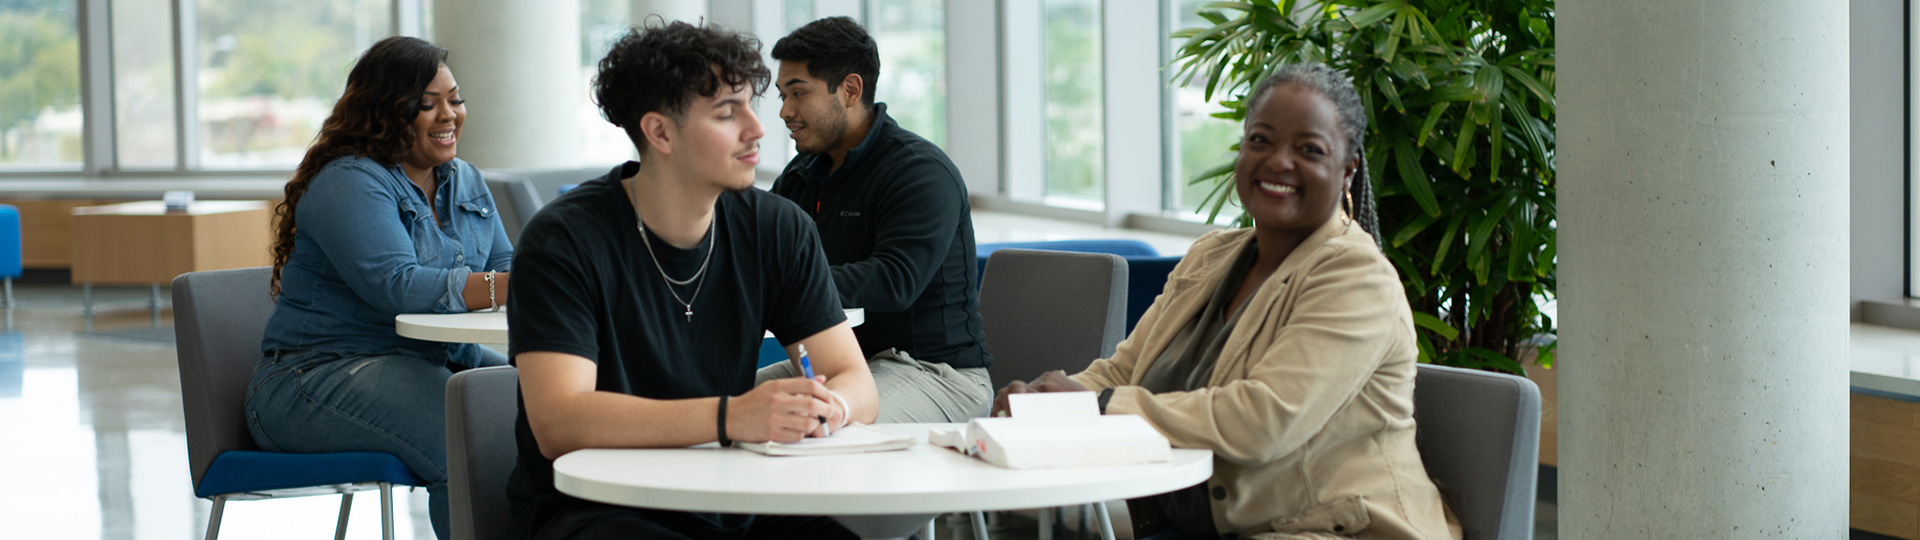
left=759, top=16, right=993, bottom=422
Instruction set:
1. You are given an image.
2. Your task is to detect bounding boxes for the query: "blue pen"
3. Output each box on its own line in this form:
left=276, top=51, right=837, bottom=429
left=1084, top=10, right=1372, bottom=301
left=797, top=345, right=829, bottom=435
left=797, top=344, right=816, bottom=379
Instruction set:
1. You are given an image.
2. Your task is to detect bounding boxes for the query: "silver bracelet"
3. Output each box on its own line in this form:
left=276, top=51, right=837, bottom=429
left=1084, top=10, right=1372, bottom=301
left=483, top=272, right=498, bottom=312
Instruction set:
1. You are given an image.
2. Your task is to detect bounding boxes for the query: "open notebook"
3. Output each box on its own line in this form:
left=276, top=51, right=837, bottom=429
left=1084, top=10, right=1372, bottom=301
left=737, top=423, right=915, bottom=456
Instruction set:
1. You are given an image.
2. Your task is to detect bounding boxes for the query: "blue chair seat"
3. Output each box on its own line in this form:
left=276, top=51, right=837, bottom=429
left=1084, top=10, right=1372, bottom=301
left=195, top=450, right=424, bottom=499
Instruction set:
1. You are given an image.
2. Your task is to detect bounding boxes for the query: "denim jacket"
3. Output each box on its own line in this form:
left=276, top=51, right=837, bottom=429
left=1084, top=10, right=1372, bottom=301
left=261, top=155, right=512, bottom=366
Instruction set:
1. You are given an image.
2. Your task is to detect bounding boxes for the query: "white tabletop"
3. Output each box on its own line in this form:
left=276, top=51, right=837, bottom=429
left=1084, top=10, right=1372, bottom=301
left=396, top=308, right=865, bottom=344
left=552, top=423, right=1212, bottom=516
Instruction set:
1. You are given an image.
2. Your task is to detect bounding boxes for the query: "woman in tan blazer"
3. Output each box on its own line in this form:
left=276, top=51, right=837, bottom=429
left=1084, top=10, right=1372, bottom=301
left=994, top=64, right=1461, bottom=540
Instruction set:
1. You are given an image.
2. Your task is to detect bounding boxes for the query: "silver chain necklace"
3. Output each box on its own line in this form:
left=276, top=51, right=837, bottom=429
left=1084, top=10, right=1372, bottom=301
left=631, top=183, right=716, bottom=322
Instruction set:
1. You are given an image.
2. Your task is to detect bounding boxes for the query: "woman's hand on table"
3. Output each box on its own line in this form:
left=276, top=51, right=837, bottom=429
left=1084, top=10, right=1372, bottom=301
left=989, top=370, right=1088, bottom=417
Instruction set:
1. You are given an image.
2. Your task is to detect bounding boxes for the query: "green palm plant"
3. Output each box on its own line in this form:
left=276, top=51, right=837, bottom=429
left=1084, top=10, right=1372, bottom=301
left=1172, top=0, right=1556, bottom=374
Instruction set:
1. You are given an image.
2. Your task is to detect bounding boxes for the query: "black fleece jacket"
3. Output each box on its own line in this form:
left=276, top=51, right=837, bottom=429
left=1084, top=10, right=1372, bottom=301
left=770, top=104, right=991, bottom=369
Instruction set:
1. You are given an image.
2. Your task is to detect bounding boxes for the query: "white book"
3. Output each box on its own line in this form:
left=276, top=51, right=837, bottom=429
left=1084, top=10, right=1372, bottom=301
left=927, top=392, right=1172, bottom=469
left=737, top=423, right=915, bottom=456
left=960, top=415, right=1173, bottom=469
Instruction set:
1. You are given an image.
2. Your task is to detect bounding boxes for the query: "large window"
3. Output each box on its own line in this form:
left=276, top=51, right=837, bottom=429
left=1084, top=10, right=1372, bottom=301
left=869, top=0, right=945, bottom=148
left=194, top=0, right=392, bottom=168
left=111, top=0, right=176, bottom=169
left=0, top=0, right=82, bottom=170
left=1165, top=0, right=1240, bottom=219
left=1041, top=0, right=1103, bottom=208
left=579, top=0, right=640, bottom=164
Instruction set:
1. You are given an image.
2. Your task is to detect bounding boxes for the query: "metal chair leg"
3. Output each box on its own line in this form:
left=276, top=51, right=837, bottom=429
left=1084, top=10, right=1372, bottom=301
left=1094, top=501, right=1116, bottom=540
left=381, top=482, right=395, bottom=540
left=334, top=492, right=354, bottom=540
left=204, top=495, right=228, bottom=540
left=971, top=511, right=991, bottom=540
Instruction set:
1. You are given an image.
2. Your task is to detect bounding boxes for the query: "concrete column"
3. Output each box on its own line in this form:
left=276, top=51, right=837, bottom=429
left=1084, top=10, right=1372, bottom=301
left=1559, top=2, right=1848, bottom=538
left=632, top=0, right=706, bottom=26
left=434, top=0, right=581, bottom=169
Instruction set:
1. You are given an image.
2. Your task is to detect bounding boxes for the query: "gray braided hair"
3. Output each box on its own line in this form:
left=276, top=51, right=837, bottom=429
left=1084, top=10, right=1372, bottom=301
left=1246, top=64, right=1381, bottom=246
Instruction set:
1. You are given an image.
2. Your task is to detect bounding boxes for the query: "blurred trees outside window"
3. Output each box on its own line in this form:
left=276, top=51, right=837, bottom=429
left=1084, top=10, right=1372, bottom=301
left=869, top=0, right=945, bottom=149
left=0, top=0, right=82, bottom=169
left=195, top=0, right=391, bottom=168
left=1042, top=0, right=1102, bottom=209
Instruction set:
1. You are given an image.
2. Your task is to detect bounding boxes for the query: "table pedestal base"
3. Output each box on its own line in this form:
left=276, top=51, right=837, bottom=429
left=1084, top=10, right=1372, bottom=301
left=831, top=513, right=937, bottom=540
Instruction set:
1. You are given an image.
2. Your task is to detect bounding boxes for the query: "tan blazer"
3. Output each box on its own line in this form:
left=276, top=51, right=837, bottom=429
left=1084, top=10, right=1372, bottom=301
left=1070, top=216, right=1460, bottom=540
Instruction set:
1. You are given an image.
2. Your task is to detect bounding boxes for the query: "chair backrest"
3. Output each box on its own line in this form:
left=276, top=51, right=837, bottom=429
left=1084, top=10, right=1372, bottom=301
left=172, top=266, right=275, bottom=489
left=978, top=249, right=1128, bottom=388
left=482, top=173, right=545, bottom=244
left=447, top=366, right=521, bottom=540
left=0, top=204, right=21, bottom=278
left=1412, top=363, right=1542, bottom=540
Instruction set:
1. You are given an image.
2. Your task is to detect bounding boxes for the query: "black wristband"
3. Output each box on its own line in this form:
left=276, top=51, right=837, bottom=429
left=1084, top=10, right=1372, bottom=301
left=716, top=395, right=732, bottom=448
left=1098, top=387, right=1117, bottom=414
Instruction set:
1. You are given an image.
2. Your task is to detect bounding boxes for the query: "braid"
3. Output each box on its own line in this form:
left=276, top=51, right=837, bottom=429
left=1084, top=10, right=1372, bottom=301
left=1351, top=153, right=1382, bottom=246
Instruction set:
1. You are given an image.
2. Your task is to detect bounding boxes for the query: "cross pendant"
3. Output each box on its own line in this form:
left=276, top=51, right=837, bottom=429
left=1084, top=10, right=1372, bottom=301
left=684, top=306, right=693, bottom=321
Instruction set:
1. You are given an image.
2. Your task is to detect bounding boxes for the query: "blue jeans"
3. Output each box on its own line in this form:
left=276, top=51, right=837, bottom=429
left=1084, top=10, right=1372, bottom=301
left=244, top=347, right=508, bottom=540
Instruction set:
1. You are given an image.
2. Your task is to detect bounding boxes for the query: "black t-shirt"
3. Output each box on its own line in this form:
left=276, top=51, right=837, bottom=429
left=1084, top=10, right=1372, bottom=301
left=503, top=162, right=846, bottom=533
left=770, top=104, right=990, bottom=369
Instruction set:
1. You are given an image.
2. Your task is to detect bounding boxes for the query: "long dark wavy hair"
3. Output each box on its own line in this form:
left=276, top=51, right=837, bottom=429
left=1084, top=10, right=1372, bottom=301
left=272, top=36, right=448, bottom=296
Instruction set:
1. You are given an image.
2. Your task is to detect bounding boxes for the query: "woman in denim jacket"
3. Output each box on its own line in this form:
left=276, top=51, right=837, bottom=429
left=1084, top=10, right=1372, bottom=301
left=244, top=36, right=512, bottom=540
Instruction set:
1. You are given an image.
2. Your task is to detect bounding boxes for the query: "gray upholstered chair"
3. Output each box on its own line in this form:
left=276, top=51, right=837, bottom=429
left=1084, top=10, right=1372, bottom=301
left=1413, top=363, right=1543, bottom=540
left=482, top=173, right=545, bottom=244
left=975, top=248, right=1130, bottom=540
left=446, top=365, right=521, bottom=540
left=174, top=266, right=422, bottom=540
left=979, top=248, right=1129, bottom=388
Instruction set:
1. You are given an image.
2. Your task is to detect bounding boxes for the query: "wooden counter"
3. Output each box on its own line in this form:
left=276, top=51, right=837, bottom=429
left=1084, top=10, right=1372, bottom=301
left=69, top=200, right=273, bottom=285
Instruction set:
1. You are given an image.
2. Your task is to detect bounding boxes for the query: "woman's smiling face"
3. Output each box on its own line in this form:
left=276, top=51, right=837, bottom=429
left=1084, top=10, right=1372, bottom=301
left=405, top=65, right=465, bottom=170
left=1233, top=83, right=1356, bottom=235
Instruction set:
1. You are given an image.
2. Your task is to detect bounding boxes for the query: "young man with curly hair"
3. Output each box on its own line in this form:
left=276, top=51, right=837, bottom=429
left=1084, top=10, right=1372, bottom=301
left=503, top=20, right=875, bottom=540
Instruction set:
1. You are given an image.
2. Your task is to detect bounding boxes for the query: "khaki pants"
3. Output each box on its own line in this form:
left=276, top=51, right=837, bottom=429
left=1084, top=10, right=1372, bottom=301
left=754, top=348, right=993, bottom=423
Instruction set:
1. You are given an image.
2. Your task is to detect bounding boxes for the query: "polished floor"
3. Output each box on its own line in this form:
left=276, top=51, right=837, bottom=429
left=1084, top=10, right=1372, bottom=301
left=0, top=210, right=1564, bottom=539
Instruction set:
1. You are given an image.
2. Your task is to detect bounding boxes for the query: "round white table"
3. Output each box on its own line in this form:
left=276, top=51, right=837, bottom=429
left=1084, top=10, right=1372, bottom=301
left=395, top=308, right=865, bottom=344
left=552, top=423, right=1212, bottom=540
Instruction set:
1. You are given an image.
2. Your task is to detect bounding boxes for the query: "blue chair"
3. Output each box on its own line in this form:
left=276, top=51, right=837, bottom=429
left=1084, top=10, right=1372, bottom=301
left=0, top=204, right=21, bottom=307
left=1122, top=255, right=1183, bottom=332
left=173, top=267, right=424, bottom=540
left=974, top=239, right=1160, bottom=280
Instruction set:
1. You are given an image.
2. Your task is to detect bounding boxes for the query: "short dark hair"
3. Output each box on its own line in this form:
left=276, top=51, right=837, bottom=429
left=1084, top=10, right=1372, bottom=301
left=771, top=16, right=879, bottom=107
left=593, top=19, right=771, bottom=152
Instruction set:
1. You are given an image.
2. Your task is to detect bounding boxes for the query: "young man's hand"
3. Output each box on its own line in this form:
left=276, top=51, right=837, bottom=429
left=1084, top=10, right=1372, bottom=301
left=727, top=377, right=837, bottom=443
